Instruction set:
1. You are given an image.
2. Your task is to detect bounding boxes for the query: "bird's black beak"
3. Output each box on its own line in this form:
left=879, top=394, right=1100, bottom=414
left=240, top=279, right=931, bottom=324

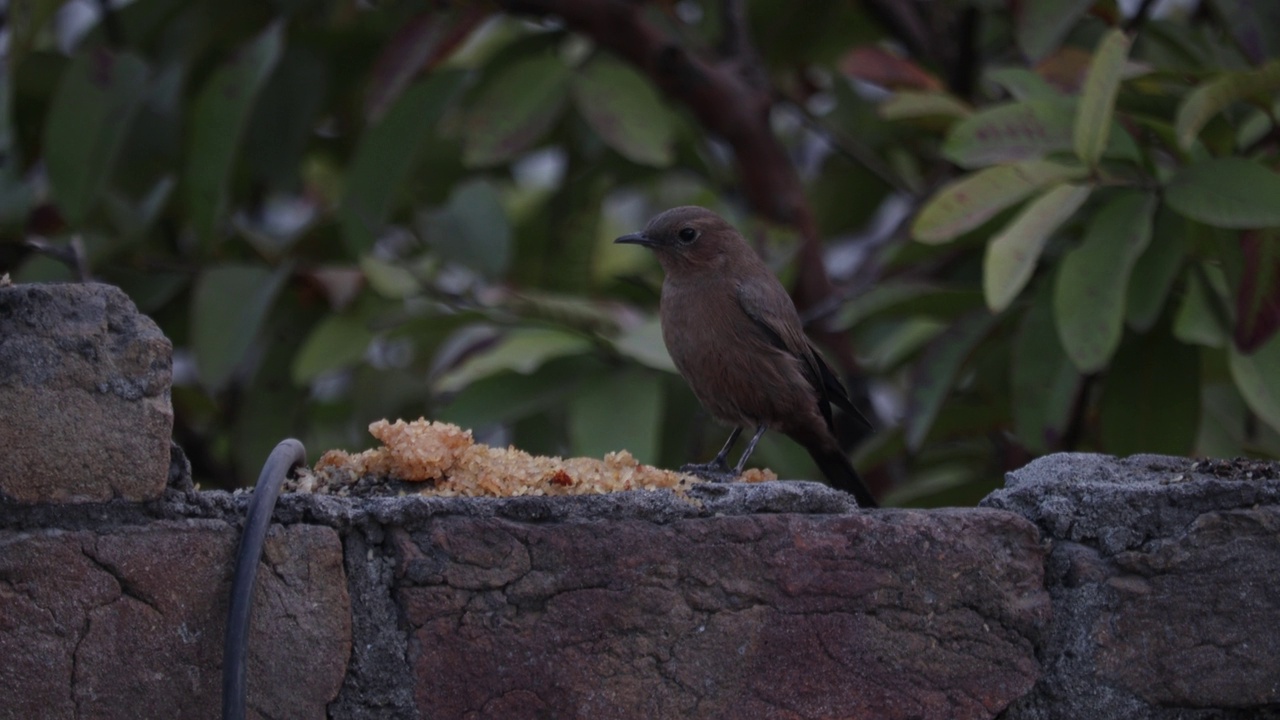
left=614, top=232, right=658, bottom=247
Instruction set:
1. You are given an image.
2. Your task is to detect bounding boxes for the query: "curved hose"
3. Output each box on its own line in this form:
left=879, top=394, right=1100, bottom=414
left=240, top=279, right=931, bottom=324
left=222, top=439, right=307, bottom=720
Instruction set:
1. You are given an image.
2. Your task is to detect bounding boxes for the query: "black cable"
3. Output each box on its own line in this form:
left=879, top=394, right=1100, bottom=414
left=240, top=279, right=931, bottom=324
left=222, top=439, right=307, bottom=720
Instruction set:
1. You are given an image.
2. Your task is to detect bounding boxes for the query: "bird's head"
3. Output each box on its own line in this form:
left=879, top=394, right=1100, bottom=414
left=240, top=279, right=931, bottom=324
left=614, top=206, right=742, bottom=272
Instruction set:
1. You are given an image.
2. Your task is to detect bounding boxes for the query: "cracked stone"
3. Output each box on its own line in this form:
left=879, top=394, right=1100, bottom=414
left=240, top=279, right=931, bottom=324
left=985, top=452, right=1280, bottom=720
left=0, top=521, right=350, bottom=720
left=393, top=508, right=1049, bottom=719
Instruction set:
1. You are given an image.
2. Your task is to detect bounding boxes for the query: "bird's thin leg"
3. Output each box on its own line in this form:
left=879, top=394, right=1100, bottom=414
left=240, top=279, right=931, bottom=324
left=681, top=426, right=742, bottom=476
left=732, top=425, right=769, bottom=475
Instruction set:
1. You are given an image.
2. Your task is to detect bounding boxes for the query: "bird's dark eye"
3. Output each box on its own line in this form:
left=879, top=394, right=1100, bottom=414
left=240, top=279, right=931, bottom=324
left=677, top=227, right=698, bottom=243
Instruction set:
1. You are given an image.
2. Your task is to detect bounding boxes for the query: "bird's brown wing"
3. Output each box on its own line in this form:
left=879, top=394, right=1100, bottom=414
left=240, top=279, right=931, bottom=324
left=809, top=342, right=873, bottom=430
left=736, top=281, right=872, bottom=431
left=735, top=281, right=837, bottom=426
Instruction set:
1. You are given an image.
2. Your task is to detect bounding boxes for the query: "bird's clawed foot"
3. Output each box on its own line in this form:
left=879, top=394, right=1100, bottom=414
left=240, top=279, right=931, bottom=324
left=679, top=460, right=738, bottom=483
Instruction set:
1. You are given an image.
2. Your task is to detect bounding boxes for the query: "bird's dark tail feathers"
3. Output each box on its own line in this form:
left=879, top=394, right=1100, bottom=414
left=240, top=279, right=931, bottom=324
left=806, top=443, right=878, bottom=508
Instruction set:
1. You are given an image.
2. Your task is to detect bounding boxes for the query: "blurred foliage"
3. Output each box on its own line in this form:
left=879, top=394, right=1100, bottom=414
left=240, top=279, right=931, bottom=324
left=3, top=0, right=1280, bottom=504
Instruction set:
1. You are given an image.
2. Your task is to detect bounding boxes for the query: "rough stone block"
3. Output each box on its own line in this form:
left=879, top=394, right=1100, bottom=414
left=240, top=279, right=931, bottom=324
left=391, top=507, right=1050, bottom=720
left=984, top=453, right=1280, bottom=720
left=0, top=521, right=351, bottom=720
left=0, top=283, right=173, bottom=502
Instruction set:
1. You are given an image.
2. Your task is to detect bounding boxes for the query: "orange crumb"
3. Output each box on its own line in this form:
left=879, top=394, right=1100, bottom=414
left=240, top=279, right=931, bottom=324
left=305, top=418, right=760, bottom=499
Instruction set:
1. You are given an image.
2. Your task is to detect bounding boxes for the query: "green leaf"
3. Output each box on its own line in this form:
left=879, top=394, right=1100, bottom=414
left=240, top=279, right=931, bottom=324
left=613, top=317, right=677, bottom=374
left=340, top=71, right=467, bottom=255
left=435, top=327, right=592, bottom=393
left=439, top=356, right=598, bottom=429
left=912, top=159, right=1087, bottom=244
left=1165, top=158, right=1280, bottom=229
left=360, top=256, right=423, bottom=299
left=1196, top=381, right=1247, bottom=458
left=1054, top=191, right=1156, bottom=372
left=1228, top=333, right=1280, bottom=435
left=463, top=54, right=571, bottom=167
left=984, top=183, right=1092, bottom=313
left=571, top=56, right=674, bottom=166
left=184, top=22, right=284, bottom=242
left=878, top=91, right=972, bottom=121
left=191, top=264, right=289, bottom=392
left=292, top=314, right=374, bottom=383
left=569, top=368, right=664, bottom=463
left=1016, top=0, right=1095, bottom=62
left=1125, top=209, right=1191, bottom=332
left=45, top=49, right=150, bottom=225
left=859, top=319, right=947, bottom=373
left=904, top=311, right=998, bottom=450
left=1100, top=328, right=1200, bottom=455
left=944, top=99, right=1072, bottom=168
left=1074, top=29, right=1131, bottom=167
left=1175, top=59, right=1280, bottom=151
left=1013, top=284, right=1082, bottom=453
left=984, top=67, right=1059, bottom=100
left=418, top=178, right=512, bottom=279
left=944, top=97, right=1139, bottom=168
left=1173, top=266, right=1229, bottom=348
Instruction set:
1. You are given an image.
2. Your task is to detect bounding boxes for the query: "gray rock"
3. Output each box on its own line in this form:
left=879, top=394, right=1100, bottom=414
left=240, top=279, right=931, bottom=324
left=0, top=283, right=173, bottom=502
left=985, top=453, right=1280, bottom=720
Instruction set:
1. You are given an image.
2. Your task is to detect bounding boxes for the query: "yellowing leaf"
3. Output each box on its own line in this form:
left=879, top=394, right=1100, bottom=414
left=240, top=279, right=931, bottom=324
left=944, top=97, right=1140, bottom=168
left=1074, top=29, right=1131, bottom=167
left=879, top=91, right=972, bottom=121
left=912, top=159, right=1087, bottom=244
left=1175, top=59, right=1280, bottom=151
left=984, top=183, right=1092, bottom=313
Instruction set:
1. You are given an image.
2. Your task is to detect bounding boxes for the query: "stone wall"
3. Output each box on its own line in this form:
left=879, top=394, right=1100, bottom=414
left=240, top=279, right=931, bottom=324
left=2, top=283, right=1278, bottom=720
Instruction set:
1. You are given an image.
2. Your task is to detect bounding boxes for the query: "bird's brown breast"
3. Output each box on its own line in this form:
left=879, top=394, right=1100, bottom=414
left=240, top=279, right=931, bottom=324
left=660, top=275, right=817, bottom=429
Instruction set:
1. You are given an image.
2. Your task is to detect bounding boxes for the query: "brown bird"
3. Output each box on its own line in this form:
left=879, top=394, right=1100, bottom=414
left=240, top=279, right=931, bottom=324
left=616, top=206, right=877, bottom=508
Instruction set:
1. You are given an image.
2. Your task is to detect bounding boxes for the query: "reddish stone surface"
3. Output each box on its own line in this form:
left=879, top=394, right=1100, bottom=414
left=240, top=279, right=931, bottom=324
left=0, top=283, right=173, bottom=502
left=0, top=521, right=350, bottom=720
left=393, top=508, right=1050, bottom=720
